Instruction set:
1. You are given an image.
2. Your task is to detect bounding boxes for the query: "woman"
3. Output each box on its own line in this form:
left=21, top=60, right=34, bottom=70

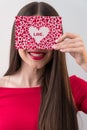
left=0, top=2, right=87, bottom=130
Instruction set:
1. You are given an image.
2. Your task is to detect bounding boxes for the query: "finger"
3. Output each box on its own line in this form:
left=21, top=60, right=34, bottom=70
left=59, top=41, right=84, bottom=49
left=56, top=33, right=80, bottom=43
left=53, top=38, right=83, bottom=50
left=59, top=47, right=83, bottom=53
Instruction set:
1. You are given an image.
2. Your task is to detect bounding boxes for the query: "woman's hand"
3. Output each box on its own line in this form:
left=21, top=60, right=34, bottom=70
left=52, top=33, right=87, bottom=72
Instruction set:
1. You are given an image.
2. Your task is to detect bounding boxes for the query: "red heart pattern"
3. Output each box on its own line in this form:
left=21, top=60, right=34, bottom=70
left=29, top=26, right=49, bottom=43
left=15, top=16, right=62, bottom=50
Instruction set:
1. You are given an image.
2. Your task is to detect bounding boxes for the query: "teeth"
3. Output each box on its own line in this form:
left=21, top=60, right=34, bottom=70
left=29, top=53, right=45, bottom=57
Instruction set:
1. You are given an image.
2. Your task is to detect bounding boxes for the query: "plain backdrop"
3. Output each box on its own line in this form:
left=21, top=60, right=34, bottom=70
left=0, top=0, right=87, bottom=130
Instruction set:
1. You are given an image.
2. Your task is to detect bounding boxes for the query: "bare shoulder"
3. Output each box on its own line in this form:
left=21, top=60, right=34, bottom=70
left=0, top=74, right=20, bottom=88
left=0, top=76, right=9, bottom=87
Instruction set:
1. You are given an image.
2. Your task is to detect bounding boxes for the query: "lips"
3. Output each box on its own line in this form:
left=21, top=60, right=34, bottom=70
left=27, top=51, right=46, bottom=60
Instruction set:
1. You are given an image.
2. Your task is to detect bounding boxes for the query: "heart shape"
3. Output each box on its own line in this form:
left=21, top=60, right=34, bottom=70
left=29, top=26, right=49, bottom=43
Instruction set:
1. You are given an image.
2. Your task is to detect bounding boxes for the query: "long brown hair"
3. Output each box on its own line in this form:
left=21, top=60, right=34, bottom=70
left=4, top=2, right=79, bottom=130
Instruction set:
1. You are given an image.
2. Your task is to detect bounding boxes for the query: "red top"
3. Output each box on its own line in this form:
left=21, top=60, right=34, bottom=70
left=0, top=75, right=87, bottom=130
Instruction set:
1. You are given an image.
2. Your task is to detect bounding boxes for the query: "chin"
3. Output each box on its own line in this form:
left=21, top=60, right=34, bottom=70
left=29, top=62, right=46, bottom=69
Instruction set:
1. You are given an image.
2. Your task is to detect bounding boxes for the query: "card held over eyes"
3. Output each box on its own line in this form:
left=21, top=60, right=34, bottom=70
left=15, top=16, right=62, bottom=50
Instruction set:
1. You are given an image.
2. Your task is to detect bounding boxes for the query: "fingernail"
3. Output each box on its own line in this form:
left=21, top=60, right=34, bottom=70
left=55, top=39, right=58, bottom=43
left=55, top=39, right=60, bottom=43
left=55, top=37, right=61, bottom=43
left=52, top=45, right=56, bottom=49
left=60, top=49, right=65, bottom=52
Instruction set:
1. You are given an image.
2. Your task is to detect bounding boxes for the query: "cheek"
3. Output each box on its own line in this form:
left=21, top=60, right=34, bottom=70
left=18, top=49, right=53, bottom=68
left=47, top=52, right=53, bottom=61
left=18, top=50, right=27, bottom=61
left=41, top=51, right=53, bottom=66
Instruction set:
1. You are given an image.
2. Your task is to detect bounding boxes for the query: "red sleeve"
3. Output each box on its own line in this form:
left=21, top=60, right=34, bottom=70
left=69, top=75, right=87, bottom=114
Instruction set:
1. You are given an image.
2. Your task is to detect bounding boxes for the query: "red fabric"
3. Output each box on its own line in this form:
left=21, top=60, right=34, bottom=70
left=0, top=75, right=87, bottom=130
left=0, top=87, right=41, bottom=130
left=69, top=75, right=87, bottom=113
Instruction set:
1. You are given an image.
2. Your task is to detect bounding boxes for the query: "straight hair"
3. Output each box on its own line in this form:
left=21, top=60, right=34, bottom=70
left=4, top=2, right=79, bottom=130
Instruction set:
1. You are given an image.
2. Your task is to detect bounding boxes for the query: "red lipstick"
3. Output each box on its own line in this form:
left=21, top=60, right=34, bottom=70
left=28, top=52, right=46, bottom=60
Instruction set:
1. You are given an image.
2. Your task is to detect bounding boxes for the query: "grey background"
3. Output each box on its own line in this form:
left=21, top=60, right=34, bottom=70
left=0, top=0, right=87, bottom=129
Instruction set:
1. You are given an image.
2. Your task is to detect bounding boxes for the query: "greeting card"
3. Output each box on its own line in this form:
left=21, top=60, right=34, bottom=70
left=15, top=16, right=62, bottom=50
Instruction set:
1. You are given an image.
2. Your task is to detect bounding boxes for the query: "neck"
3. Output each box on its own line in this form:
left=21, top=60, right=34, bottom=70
left=14, top=62, right=45, bottom=88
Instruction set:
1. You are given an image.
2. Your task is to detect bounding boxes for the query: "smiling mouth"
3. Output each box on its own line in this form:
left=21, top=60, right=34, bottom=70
left=27, top=51, right=46, bottom=60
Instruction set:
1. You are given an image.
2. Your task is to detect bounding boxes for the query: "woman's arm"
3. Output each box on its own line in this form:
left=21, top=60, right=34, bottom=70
left=70, top=75, right=87, bottom=114
left=52, top=33, right=87, bottom=72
